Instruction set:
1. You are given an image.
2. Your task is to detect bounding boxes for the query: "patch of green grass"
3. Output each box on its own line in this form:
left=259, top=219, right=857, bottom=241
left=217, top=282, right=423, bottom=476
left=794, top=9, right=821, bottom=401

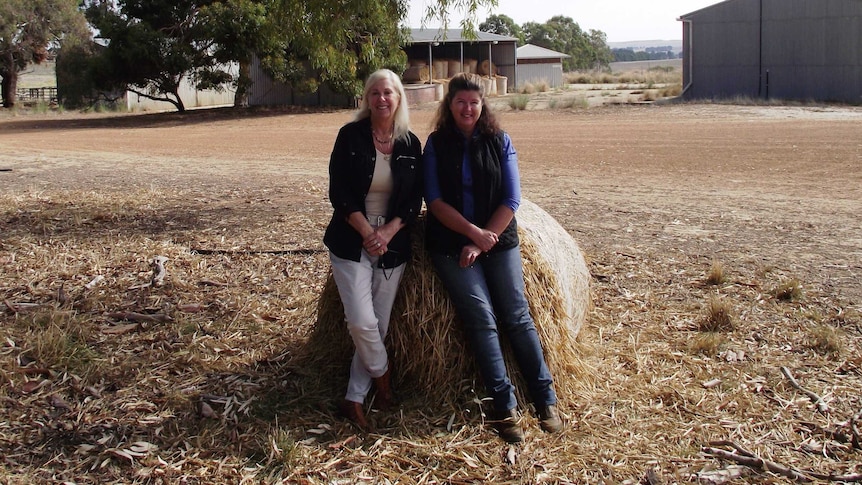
left=508, top=94, right=529, bottom=111
left=30, top=315, right=104, bottom=380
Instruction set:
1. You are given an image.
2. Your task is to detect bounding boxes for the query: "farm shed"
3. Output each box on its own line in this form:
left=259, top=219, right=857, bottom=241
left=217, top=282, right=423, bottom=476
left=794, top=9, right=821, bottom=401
left=401, top=28, right=518, bottom=104
left=246, top=29, right=517, bottom=108
left=247, top=56, right=356, bottom=108
left=516, top=44, right=570, bottom=89
left=679, top=0, right=862, bottom=104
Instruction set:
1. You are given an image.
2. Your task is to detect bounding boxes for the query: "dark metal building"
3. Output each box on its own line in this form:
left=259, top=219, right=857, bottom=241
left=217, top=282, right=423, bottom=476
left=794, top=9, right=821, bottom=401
left=679, top=0, right=862, bottom=104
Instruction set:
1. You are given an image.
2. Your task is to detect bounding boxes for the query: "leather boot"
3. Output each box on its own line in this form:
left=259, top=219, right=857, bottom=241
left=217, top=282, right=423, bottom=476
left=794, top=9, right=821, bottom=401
left=536, top=404, right=563, bottom=433
left=338, top=399, right=370, bottom=431
left=491, top=408, right=525, bottom=443
left=372, top=367, right=396, bottom=411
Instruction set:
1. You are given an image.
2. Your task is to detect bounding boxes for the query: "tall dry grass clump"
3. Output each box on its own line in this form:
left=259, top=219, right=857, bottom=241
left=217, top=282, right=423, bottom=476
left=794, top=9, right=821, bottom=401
left=303, top=199, right=591, bottom=408
left=773, top=278, right=803, bottom=301
left=705, top=260, right=726, bottom=285
left=700, top=295, right=734, bottom=332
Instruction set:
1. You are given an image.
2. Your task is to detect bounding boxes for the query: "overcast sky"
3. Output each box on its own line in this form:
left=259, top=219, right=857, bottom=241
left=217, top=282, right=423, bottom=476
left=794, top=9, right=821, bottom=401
left=406, top=0, right=721, bottom=42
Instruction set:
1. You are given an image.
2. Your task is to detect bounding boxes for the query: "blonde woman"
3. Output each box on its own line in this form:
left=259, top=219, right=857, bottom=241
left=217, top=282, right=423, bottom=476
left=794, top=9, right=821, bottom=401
left=323, top=69, right=422, bottom=430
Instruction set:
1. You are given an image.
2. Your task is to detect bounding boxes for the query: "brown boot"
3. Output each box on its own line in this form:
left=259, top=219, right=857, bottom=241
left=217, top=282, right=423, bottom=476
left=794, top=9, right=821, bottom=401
left=536, top=404, right=563, bottom=433
left=372, top=367, right=396, bottom=411
left=339, top=399, right=370, bottom=431
left=491, top=408, right=525, bottom=443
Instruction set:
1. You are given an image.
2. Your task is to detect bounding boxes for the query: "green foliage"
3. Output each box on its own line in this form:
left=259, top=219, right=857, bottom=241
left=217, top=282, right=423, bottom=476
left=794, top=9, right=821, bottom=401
left=519, top=16, right=612, bottom=71
left=0, top=0, right=89, bottom=108
left=479, top=14, right=524, bottom=44
left=84, top=0, right=228, bottom=112
left=82, top=0, right=428, bottom=109
left=258, top=0, right=410, bottom=98
left=419, top=0, right=498, bottom=39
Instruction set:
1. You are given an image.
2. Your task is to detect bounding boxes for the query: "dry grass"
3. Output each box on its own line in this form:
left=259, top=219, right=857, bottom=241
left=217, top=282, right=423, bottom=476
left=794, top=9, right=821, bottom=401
left=2, top=106, right=861, bottom=483
left=706, top=260, right=727, bottom=286
left=773, top=278, right=804, bottom=302
left=700, top=296, right=734, bottom=332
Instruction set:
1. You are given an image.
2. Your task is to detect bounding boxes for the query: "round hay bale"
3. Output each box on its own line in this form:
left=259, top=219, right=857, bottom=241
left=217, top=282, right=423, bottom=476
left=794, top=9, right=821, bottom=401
left=447, top=59, right=462, bottom=77
left=463, top=58, right=478, bottom=74
left=305, top=199, right=590, bottom=407
left=477, top=59, right=497, bottom=76
left=432, top=59, right=448, bottom=80
left=402, top=65, right=430, bottom=83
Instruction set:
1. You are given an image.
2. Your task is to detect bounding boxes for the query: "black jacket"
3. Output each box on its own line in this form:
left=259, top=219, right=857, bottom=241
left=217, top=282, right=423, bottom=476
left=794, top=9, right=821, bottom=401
left=323, top=117, right=423, bottom=267
left=426, top=128, right=519, bottom=257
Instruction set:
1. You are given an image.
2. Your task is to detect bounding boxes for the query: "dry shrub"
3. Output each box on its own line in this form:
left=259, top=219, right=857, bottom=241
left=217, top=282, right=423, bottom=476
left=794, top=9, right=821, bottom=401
left=508, top=94, right=529, bottom=110
left=660, top=84, right=683, bottom=97
left=690, top=332, right=725, bottom=357
left=639, top=90, right=657, bottom=102
left=304, top=199, right=591, bottom=408
left=519, top=82, right=536, bottom=94
left=773, top=278, right=803, bottom=301
left=806, top=324, right=843, bottom=355
left=705, top=260, right=726, bottom=285
left=700, top=296, right=734, bottom=332
left=549, top=95, right=588, bottom=110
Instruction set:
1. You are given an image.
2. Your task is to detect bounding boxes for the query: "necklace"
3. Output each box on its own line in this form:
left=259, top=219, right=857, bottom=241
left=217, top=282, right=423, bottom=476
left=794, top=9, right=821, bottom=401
left=373, top=130, right=393, bottom=145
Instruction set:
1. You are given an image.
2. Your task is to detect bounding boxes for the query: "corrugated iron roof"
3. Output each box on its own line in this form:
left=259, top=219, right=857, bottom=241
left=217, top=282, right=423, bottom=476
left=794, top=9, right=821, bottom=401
left=516, top=43, right=571, bottom=59
left=408, top=28, right=517, bottom=44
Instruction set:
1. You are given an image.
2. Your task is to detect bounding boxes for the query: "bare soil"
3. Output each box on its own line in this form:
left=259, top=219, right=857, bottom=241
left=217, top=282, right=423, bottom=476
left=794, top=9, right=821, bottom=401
left=3, top=103, right=861, bottom=303
left=1, top=102, right=861, bottom=483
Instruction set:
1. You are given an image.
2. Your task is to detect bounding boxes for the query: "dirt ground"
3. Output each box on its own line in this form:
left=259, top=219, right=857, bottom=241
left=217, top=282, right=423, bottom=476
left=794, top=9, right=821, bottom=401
left=2, top=102, right=861, bottom=304
left=2, top=101, right=862, bottom=482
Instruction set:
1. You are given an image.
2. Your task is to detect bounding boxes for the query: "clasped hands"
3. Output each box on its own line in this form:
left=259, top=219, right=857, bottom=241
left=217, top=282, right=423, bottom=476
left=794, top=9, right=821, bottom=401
left=363, top=228, right=390, bottom=256
left=460, top=227, right=498, bottom=267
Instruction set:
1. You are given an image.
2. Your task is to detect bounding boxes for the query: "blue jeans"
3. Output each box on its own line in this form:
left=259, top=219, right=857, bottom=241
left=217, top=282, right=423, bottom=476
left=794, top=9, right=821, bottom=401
left=431, top=246, right=557, bottom=412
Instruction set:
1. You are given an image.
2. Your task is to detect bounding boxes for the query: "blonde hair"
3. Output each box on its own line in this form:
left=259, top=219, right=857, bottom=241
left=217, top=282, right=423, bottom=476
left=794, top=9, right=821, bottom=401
left=355, top=69, right=411, bottom=142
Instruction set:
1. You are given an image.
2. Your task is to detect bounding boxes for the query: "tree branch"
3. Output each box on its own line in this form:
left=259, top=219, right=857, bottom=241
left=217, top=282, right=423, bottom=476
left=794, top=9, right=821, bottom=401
left=780, top=366, right=829, bottom=414
left=704, top=443, right=812, bottom=482
left=705, top=440, right=862, bottom=483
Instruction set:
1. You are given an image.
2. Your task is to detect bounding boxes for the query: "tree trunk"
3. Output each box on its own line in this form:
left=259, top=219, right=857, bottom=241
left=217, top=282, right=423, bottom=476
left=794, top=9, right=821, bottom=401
left=1, top=54, right=18, bottom=108
left=172, top=88, right=185, bottom=112
left=233, top=59, right=250, bottom=108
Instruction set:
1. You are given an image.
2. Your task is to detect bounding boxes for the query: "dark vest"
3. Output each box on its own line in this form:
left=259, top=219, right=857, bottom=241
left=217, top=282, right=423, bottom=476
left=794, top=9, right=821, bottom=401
left=426, top=128, right=519, bottom=256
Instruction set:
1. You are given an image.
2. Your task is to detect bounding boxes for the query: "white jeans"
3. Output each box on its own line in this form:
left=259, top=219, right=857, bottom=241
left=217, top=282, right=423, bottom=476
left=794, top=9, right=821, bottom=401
left=329, top=251, right=405, bottom=404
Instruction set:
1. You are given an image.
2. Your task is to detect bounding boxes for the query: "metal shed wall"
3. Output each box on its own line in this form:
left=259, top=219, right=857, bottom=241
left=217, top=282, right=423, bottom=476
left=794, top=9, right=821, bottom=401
left=681, top=0, right=862, bottom=103
left=516, top=62, right=565, bottom=88
left=247, top=56, right=356, bottom=108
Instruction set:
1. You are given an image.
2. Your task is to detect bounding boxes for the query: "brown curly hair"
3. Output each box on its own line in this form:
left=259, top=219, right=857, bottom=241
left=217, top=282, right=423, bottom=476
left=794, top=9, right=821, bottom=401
left=431, top=73, right=501, bottom=136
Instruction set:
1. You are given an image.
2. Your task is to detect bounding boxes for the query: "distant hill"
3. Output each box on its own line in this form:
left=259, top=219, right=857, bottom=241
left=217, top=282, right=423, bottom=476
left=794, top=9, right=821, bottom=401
left=609, top=40, right=683, bottom=56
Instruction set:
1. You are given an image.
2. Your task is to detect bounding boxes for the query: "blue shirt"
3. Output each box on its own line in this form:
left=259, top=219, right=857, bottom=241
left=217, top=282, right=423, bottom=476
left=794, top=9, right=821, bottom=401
left=423, top=131, right=521, bottom=223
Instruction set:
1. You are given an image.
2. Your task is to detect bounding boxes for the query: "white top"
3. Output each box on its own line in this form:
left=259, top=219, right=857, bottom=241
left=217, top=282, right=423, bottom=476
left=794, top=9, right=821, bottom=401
left=365, top=149, right=393, bottom=221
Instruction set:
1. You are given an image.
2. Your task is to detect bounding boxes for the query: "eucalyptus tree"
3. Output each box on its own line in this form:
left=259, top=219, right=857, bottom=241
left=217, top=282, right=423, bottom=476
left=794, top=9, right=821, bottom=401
left=479, top=14, right=524, bottom=44
left=0, top=0, right=88, bottom=108
left=82, top=0, right=497, bottom=111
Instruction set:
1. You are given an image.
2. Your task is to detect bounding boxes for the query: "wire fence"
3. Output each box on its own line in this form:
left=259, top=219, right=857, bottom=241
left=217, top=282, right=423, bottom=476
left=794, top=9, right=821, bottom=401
left=16, top=87, right=58, bottom=104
